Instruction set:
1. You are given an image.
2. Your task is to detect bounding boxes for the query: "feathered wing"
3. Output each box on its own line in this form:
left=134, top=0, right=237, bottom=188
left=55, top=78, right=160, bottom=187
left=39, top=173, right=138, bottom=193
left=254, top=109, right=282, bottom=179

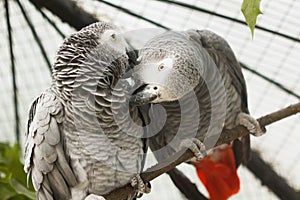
left=191, top=29, right=251, bottom=165
left=142, top=30, right=250, bottom=200
left=24, top=89, right=77, bottom=200
left=184, top=30, right=250, bottom=199
left=191, top=29, right=248, bottom=113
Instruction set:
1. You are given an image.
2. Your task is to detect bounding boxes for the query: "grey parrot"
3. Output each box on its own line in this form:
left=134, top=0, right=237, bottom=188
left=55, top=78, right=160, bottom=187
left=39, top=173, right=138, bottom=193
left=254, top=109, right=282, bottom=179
left=24, top=22, right=150, bottom=200
left=130, top=29, right=265, bottom=199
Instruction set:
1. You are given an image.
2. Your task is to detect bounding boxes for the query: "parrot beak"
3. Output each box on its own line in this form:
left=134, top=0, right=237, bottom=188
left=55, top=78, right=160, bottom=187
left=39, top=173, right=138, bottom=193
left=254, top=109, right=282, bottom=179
left=125, top=44, right=138, bottom=69
left=130, top=83, right=159, bottom=106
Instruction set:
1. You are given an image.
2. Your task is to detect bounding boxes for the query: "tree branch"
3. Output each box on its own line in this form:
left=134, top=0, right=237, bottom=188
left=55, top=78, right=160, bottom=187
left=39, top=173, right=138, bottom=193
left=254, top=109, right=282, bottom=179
left=104, top=101, right=300, bottom=200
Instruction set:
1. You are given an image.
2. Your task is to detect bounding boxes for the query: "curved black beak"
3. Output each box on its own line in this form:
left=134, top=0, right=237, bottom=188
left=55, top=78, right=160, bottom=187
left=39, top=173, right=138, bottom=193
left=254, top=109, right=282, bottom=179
left=130, top=84, right=158, bottom=106
left=125, top=44, right=138, bottom=69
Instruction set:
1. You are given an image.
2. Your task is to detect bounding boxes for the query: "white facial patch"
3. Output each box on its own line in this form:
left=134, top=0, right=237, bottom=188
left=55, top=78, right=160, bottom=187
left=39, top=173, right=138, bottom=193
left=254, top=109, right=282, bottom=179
left=138, top=57, right=174, bottom=86
left=102, top=29, right=127, bottom=55
left=158, top=58, right=173, bottom=69
left=135, top=57, right=179, bottom=101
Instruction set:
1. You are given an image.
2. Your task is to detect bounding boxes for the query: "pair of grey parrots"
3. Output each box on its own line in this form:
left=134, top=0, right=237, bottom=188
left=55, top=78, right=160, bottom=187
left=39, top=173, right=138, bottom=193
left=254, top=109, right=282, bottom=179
left=24, top=22, right=264, bottom=200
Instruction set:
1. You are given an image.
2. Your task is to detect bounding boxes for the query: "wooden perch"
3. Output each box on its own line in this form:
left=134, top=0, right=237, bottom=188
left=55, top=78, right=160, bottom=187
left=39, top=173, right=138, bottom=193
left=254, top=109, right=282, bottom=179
left=104, top=101, right=300, bottom=200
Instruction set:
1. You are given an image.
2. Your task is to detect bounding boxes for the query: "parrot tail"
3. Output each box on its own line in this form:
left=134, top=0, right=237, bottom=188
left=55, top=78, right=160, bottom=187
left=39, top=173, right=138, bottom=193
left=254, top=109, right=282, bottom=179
left=193, top=144, right=240, bottom=200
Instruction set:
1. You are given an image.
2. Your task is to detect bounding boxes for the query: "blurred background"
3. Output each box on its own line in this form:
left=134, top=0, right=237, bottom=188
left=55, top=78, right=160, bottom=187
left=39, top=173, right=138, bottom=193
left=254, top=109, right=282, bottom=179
left=0, top=0, right=299, bottom=199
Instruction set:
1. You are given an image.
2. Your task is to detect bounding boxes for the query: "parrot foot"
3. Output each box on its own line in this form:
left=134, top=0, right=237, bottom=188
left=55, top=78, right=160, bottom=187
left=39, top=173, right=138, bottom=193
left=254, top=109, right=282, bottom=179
left=131, top=174, right=151, bottom=197
left=180, top=138, right=207, bottom=161
left=237, top=113, right=266, bottom=136
left=85, top=194, right=106, bottom=200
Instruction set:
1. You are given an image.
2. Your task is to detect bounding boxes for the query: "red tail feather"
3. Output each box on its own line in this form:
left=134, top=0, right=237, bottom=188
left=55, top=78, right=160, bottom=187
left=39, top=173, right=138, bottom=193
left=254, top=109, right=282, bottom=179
left=193, top=145, right=240, bottom=200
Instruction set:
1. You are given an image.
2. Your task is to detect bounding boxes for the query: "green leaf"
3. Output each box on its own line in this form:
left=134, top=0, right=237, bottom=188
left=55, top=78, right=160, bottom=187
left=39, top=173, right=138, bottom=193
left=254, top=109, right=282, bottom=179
left=2, top=144, right=28, bottom=186
left=9, top=195, right=33, bottom=200
left=10, top=178, right=36, bottom=199
left=0, top=182, right=16, bottom=200
left=0, top=143, right=35, bottom=200
left=241, top=0, right=263, bottom=37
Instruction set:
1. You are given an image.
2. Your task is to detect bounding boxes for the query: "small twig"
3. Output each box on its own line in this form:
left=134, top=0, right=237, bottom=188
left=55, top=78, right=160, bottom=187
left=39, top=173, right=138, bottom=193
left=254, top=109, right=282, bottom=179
left=104, top=101, right=300, bottom=200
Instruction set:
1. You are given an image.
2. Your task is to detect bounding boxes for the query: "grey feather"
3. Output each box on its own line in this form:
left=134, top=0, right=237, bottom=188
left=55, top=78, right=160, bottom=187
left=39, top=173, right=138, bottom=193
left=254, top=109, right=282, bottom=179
left=25, top=22, right=149, bottom=200
left=192, top=30, right=249, bottom=113
left=132, top=29, right=252, bottom=164
left=191, top=30, right=251, bottom=163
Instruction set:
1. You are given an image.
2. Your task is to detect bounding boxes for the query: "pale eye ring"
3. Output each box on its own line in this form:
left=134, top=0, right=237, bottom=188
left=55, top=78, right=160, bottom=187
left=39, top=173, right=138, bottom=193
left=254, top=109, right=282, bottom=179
left=158, top=63, right=165, bottom=71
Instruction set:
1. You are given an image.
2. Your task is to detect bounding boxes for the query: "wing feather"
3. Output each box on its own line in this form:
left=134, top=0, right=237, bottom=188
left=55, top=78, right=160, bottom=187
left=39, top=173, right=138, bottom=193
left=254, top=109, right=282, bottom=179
left=189, top=29, right=251, bottom=164
left=24, top=89, right=77, bottom=200
left=189, top=29, right=249, bottom=113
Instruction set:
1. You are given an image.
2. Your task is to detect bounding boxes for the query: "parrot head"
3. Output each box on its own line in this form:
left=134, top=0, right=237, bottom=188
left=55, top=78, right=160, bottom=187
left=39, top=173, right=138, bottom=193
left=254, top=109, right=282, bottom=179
left=53, top=22, right=137, bottom=91
left=100, top=28, right=131, bottom=58
left=131, top=31, right=203, bottom=105
left=79, top=22, right=132, bottom=58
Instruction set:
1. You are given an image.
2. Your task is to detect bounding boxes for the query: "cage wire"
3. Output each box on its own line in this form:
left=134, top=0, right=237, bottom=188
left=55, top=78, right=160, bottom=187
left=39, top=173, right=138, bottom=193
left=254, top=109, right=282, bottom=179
left=0, top=0, right=300, bottom=199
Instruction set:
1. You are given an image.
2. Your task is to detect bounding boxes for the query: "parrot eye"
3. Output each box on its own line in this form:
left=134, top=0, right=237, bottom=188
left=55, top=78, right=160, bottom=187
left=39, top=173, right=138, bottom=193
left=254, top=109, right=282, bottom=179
left=110, top=33, right=116, bottom=40
left=158, top=63, right=165, bottom=71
